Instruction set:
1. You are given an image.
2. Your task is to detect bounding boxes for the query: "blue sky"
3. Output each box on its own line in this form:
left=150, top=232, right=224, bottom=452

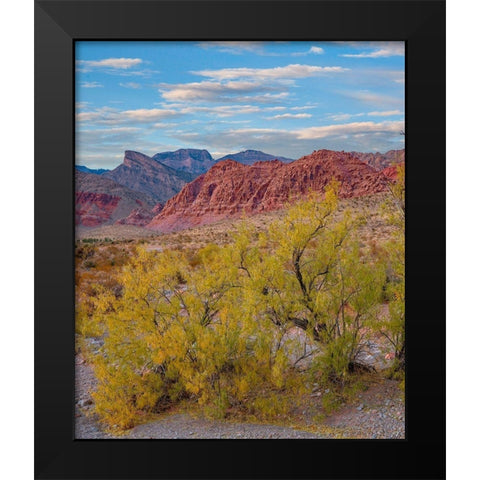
left=76, top=41, right=404, bottom=169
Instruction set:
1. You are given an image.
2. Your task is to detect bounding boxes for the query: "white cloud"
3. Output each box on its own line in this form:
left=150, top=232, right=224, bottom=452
left=184, top=105, right=260, bottom=117
left=353, top=68, right=405, bottom=86
left=80, top=81, right=103, bottom=88
left=76, top=127, right=147, bottom=166
left=291, top=46, right=325, bottom=57
left=192, top=64, right=348, bottom=81
left=172, top=120, right=405, bottom=159
left=242, top=92, right=290, bottom=104
left=367, top=110, right=403, bottom=117
left=153, top=122, right=180, bottom=128
left=75, top=101, right=90, bottom=109
left=76, top=107, right=179, bottom=125
left=112, top=69, right=161, bottom=77
left=341, top=43, right=404, bottom=58
left=76, top=58, right=143, bottom=69
left=100, top=127, right=140, bottom=133
left=75, top=126, right=180, bottom=169
left=155, top=103, right=286, bottom=117
left=339, top=90, right=403, bottom=107
left=327, top=112, right=364, bottom=122
left=77, top=126, right=142, bottom=142
left=196, top=42, right=267, bottom=54
left=160, top=65, right=346, bottom=104
left=185, top=105, right=268, bottom=117
left=309, top=46, right=324, bottom=55
left=159, top=80, right=279, bottom=102
left=119, top=82, right=141, bottom=89
left=294, top=121, right=404, bottom=139
left=197, top=42, right=325, bottom=57
left=291, top=105, right=317, bottom=110
left=214, top=120, right=404, bottom=141
left=267, top=113, right=312, bottom=120
left=328, top=110, right=403, bottom=121
left=157, top=64, right=347, bottom=106
left=186, top=121, right=399, bottom=143
left=122, top=109, right=177, bottom=122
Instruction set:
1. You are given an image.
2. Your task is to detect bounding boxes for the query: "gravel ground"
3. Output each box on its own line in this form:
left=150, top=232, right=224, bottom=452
left=75, top=358, right=112, bottom=439
left=109, top=414, right=324, bottom=439
left=319, top=380, right=405, bottom=439
left=75, top=355, right=404, bottom=440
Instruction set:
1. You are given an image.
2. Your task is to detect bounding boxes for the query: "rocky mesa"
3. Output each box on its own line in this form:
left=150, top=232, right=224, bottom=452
left=147, top=149, right=389, bottom=233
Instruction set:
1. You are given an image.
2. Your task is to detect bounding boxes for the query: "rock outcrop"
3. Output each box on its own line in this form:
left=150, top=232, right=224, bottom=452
left=115, top=203, right=164, bottom=227
left=147, top=149, right=388, bottom=233
left=75, top=192, right=121, bottom=227
left=381, top=163, right=404, bottom=181
left=103, top=150, right=193, bottom=203
left=75, top=170, right=156, bottom=227
left=350, top=149, right=405, bottom=171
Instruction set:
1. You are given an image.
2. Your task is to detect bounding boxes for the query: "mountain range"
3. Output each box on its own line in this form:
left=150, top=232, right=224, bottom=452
left=75, top=147, right=404, bottom=231
left=76, top=148, right=294, bottom=179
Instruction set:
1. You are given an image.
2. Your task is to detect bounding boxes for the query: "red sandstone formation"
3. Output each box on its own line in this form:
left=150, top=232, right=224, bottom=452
left=151, top=203, right=164, bottom=215
left=147, top=149, right=389, bottom=233
left=381, top=163, right=404, bottom=181
left=75, top=192, right=121, bottom=227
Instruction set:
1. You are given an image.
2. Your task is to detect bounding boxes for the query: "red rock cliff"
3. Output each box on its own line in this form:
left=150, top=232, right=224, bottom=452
left=147, top=150, right=388, bottom=233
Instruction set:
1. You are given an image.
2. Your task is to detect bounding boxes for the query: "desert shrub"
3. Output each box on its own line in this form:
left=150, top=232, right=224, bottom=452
left=90, top=245, right=307, bottom=429
left=76, top=294, right=105, bottom=338
left=85, top=184, right=402, bottom=429
left=82, top=238, right=99, bottom=244
left=235, top=185, right=385, bottom=384
left=373, top=164, right=405, bottom=373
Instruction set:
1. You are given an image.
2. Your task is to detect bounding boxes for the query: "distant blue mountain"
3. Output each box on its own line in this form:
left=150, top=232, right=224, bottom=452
left=152, top=149, right=215, bottom=176
left=76, top=148, right=295, bottom=180
left=215, top=149, right=294, bottom=165
left=76, top=165, right=110, bottom=175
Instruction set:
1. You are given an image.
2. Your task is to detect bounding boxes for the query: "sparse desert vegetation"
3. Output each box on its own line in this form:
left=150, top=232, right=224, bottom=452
left=76, top=171, right=405, bottom=437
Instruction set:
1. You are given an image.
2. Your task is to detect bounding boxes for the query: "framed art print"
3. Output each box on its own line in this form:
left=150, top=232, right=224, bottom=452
left=35, top=1, right=445, bottom=479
